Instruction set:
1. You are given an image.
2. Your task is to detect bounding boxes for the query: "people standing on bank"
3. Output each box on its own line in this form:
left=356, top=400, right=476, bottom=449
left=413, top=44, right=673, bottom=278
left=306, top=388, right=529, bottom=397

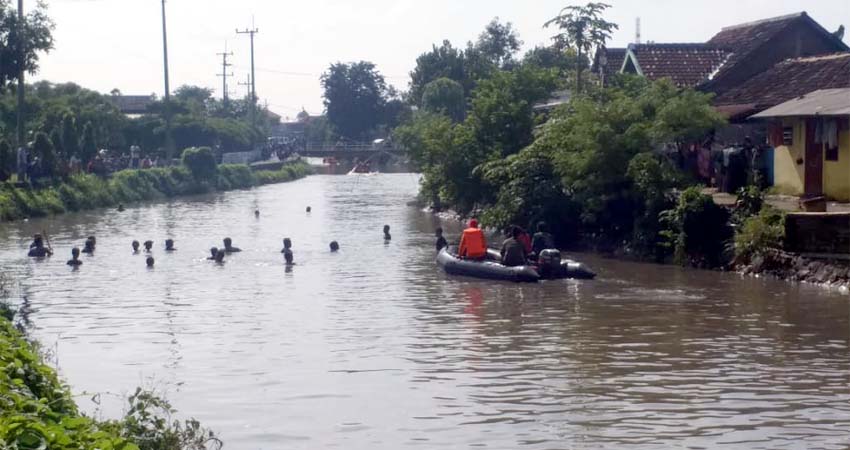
left=458, top=219, right=487, bottom=260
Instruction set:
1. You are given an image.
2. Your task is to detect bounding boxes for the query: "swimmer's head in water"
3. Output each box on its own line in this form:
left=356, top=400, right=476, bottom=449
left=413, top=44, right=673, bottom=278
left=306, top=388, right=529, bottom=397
left=146, top=256, right=155, bottom=267
left=283, top=238, right=292, bottom=249
left=144, top=240, right=153, bottom=251
left=210, top=247, right=218, bottom=258
left=165, top=239, right=175, bottom=250
left=223, top=237, right=232, bottom=247
left=132, top=240, right=140, bottom=251
left=330, top=241, right=340, bottom=252
left=71, top=247, right=80, bottom=258
left=306, top=206, right=312, bottom=213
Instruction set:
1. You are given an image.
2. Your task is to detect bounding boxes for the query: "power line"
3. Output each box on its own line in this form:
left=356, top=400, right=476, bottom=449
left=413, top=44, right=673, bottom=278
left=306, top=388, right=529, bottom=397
left=216, top=41, right=234, bottom=106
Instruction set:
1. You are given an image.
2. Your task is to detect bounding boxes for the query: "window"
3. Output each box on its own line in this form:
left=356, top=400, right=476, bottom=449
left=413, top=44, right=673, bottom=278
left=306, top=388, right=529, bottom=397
left=826, top=144, right=839, bottom=161
left=782, top=127, right=794, bottom=146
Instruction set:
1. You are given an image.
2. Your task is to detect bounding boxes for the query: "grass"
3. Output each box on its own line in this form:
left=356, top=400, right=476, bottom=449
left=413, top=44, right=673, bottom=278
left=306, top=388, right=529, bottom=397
left=0, top=161, right=312, bottom=222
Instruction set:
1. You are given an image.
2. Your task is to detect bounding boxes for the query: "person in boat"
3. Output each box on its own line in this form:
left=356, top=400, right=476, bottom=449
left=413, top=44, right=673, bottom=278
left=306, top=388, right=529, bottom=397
left=330, top=241, right=340, bottom=252
left=383, top=225, right=391, bottom=241
left=28, top=234, right=52, bottom=257
left=435, top=227, right=448, bottom=252
left=514, top=225, right=532, bottom=256
left=67, top=247, right=83, bottom=266
left=532, top=222, right=556, bottom=256
left=132, top=240, right=140, bottom=253
left=457, top=219, right=487, bottom=261
left=214, top=249, right=226, bottom=263
left=223, top=237, right=241, bottom=253
left=207, top=247, right=219, bottom=260
left=81, top=237, right=95, bottom=255
left=165, top=239, right=176, bottom=252
left=144, top=240, right=154, bottom=253
left=146, top=256, right=155, bottom=268
left=501, top=226, right=528, bottom=267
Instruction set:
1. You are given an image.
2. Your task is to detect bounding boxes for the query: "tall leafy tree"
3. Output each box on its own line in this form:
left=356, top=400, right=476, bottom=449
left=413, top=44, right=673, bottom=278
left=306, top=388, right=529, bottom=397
left=0, top=138, right=11, bottom=180
left=32, top=130, right=55, bottom=177
left=475, top=17, right=522, bottom=68
left=0, top=0, right=55, bottom=91
left=544, top=2, right=618, bottom=93
left=49, top=127, right=62, bottom=157
left=320, top=61, right=388, bottom=140
left=80, top=121, right=96, bottom=163
left=421, top=77, right=465, bottom=122
left=61, top=114, right=79, bottom=158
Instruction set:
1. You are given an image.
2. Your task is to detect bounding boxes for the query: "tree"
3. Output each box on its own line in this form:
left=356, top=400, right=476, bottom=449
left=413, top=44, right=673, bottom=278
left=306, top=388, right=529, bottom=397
left=61, top=114, right=79, bottom=158
left=544, top=2, right=618, bottom=93
left=422, top=78, right=465, bottom=122
left=49, top=126, right=62, bottom=157
left=476, top=17, right=522, bottom=68
left=80, top=121, right=96, bottom=163
left=523, top=45, right=583, bottom=75
left=0, top=0, right=55, bottom=90
left=181, top=146, right=217, bottom=181
left=173, top=85, right=213, bottom=115
left=320, top=61, right=388, bottom=140
left=408, top=41, right=466, bottom=106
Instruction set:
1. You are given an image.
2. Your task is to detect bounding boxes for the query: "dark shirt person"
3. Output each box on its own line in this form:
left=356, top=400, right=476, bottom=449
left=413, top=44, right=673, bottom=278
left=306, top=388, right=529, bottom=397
left=67, top=247, right=83, bottom=266
left=81, top=237, right=95, bottom=254
left=132, top=240, right=140, bottom=253
left=144, top=240, right=153, bottom=253
left=146, top=256, right=155, bottom=268
left=532, top=222, right=556, bottom=256
left=435, top=227, right=448, bottom=252
left=28, top=235, right=52, bottom=257
left=165, top=239, right=176, bottom=252
left=501, top=227, right=528, bottom=267
left=207, top=247, right=219, bottom=260
left=223, top=237, right=241, bottom=253
left=383, top=225, right=391, bottom=241
left=214, top=249, right=226, bottom=264
left=330, top=241, right=340, bottom=252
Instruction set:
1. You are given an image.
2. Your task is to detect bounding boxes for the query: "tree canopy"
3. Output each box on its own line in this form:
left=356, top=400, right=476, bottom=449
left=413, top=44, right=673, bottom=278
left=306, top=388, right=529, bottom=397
left=0, top=0, right=54, bottom=91
left=544, top=2, right=617, bottom=92
left=320, top=61, right=389, bottom=140
left=421, top=78, right=465, bottom=122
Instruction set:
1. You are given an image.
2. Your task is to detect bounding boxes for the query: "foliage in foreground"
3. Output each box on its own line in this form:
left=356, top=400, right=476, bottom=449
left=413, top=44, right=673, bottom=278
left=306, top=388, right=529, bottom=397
left=0, top=161, right=311, bottom=222
left=733, top=207, right=786, bottom=263
left=0, top=312, right=221, bottom=450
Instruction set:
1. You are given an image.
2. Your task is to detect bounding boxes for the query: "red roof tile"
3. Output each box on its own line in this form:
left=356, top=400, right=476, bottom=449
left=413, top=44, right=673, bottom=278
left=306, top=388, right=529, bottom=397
left=627, top=44, right=731, bottom=87
left=714, top=53, right=850, bottom=109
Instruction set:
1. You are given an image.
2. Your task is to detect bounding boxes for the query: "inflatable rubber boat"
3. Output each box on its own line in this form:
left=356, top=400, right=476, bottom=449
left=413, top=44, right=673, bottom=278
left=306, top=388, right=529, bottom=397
left=436, top=248, right=596, bottom=282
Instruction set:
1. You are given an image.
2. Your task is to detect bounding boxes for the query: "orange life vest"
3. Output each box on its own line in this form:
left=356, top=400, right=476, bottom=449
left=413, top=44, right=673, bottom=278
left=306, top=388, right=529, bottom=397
left=458, top=227, right=487, bottom=259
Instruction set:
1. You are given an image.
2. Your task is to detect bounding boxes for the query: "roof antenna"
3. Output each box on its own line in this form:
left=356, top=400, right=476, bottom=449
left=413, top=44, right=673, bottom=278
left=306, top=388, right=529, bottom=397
left=636, top=17, right=642, bottom=44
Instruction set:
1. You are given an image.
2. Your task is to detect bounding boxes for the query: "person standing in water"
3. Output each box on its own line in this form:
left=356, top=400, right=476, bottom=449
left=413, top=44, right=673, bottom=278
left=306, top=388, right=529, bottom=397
left=81, top=237, right=95, bottom=254
left=214, top=249, right=226, bottom=264
left=330, top=241, right=340, bottom=252
left=223, top=238, right=241, bottom=253
left=435, top=227, right=448, bottom=252
left=207, top=247, right=219, bottom=260
left=27, top=234, right=52, bottom=257
left=146, top=256, right=155, bottom=268
left=132, top=240, right=140, bottom=253
left=281, top=238, right=294, bottom=262
left=144, top=240, right=154, bottom=252
left=383, top=225, right=391, bottom=241
left=165, top=239, right=176, bottom=251
left=67, top=247, right=83, bottom=266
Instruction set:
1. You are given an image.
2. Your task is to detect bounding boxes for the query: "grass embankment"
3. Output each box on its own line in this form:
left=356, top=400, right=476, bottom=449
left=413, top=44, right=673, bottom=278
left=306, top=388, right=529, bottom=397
left=0, top=161, right=312, bottom=222
left=0, top=315, right=137, bottom=449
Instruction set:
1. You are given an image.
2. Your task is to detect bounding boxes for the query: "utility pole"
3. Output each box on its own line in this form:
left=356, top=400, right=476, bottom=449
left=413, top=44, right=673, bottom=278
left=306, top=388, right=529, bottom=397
left=216, top=42, right=234, bottom=107
left=238, top=74, right=252, bottom=99
left=16, top=0, right=25, bottom=148
left=161, top=0, right=174, bottom=164
left=237, top=22, right=258, bottom=147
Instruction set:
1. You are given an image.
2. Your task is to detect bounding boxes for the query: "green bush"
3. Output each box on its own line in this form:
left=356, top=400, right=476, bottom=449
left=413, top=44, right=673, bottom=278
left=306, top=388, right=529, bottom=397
left=660, top=186, right=732, bottom=267
left=181, top=147, right=218, bottom=182
left=733, top=207, right=785, bottom=262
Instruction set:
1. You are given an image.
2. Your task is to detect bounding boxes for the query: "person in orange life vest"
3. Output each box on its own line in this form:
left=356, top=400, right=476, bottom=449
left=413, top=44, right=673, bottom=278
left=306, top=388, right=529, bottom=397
left=458, top=219, right=487, bottom=260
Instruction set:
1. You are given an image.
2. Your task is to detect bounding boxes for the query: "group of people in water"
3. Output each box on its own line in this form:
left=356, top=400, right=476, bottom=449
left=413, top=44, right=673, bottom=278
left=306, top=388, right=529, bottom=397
left=446, top=219, right=555, bottom=267
left=24, top=205, right=388, bottom=270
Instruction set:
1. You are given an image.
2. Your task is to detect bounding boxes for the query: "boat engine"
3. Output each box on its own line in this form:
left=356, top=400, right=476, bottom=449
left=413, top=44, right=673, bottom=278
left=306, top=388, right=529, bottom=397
left=537, top=249, right=562, bottom=278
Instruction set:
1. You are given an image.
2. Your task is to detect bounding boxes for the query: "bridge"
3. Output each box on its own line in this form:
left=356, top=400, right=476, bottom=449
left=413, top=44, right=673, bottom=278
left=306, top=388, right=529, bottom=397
left=298, top=143, right=406, bottom=160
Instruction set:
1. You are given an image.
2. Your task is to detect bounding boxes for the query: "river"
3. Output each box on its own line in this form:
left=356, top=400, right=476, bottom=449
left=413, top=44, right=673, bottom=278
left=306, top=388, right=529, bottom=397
left=1, top=174, right=849, bottom=450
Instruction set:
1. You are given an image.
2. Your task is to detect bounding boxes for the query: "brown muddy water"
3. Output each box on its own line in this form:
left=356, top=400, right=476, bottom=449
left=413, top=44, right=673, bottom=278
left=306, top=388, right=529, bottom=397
left=1, top=174, right=848, bottom=449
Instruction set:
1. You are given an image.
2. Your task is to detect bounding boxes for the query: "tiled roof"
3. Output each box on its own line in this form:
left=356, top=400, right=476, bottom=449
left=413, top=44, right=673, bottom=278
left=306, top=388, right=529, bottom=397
left=714, top=52, right=850, bottom=109
left=108, top=95, right=155, bottom=114
left=593, top=47, right=627, bottom=80
left=706, top=12, right=848, bottom=85
left=627, top=43, right=731, bottom=87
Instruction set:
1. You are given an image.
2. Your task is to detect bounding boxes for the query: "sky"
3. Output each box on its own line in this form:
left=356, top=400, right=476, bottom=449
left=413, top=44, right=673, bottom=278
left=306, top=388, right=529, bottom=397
left=33, top=0, right=850, bottom=121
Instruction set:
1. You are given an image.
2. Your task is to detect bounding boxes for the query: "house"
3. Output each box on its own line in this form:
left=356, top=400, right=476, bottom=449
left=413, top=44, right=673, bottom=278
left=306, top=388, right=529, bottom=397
left=601, top=12, right=848, bottom=95
left=591, top=47, right=627, bottom=86
left=714, top=53, right=850, bottom=121
left=108, top=95, right=156, bottom=116
left=752, top=89, right=850, bottom=200
left=620, top=43, right=730, bottom=88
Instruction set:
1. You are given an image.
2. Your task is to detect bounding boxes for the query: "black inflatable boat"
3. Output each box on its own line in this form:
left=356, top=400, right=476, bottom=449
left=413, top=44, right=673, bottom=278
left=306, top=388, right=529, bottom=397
left=436, top=248, right=596, bottom=282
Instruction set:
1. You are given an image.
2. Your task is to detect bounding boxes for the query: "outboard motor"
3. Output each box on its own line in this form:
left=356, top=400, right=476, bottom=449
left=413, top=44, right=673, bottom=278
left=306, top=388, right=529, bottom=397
left=537, top=249, right=562, bottom=279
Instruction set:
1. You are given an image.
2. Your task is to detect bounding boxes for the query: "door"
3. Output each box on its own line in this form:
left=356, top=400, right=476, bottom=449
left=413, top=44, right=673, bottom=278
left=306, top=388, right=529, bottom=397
left=804, top=119, right=823, bottom=196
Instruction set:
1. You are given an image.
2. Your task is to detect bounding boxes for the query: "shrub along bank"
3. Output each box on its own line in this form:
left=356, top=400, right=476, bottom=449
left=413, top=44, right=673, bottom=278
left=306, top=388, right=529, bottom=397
left=0, top=314, right=222, bottom=449
left=0, top=150, right=311, bottom=222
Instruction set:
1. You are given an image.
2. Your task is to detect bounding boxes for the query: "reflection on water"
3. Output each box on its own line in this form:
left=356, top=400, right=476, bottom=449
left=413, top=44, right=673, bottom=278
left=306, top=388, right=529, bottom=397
left=1, top=174, right=848, bottom=450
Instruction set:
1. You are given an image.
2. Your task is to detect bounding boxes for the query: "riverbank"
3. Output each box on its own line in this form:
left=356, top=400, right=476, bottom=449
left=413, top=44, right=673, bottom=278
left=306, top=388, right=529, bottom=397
left=0, top=161, right=312, bottom=222
left=737, top=249, right=850, bottom=290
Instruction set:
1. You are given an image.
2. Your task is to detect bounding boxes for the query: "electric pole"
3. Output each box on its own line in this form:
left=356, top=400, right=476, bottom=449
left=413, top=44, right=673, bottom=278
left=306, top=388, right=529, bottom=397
left=237, top=23, right=258, bottom=147
left=161, top=0, right=174, bottom=164
left=238, top=74, right=252, bottom=99
left=16, top=0, right=25, bottom=148
left=216, top=42, right=234, bottom=107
